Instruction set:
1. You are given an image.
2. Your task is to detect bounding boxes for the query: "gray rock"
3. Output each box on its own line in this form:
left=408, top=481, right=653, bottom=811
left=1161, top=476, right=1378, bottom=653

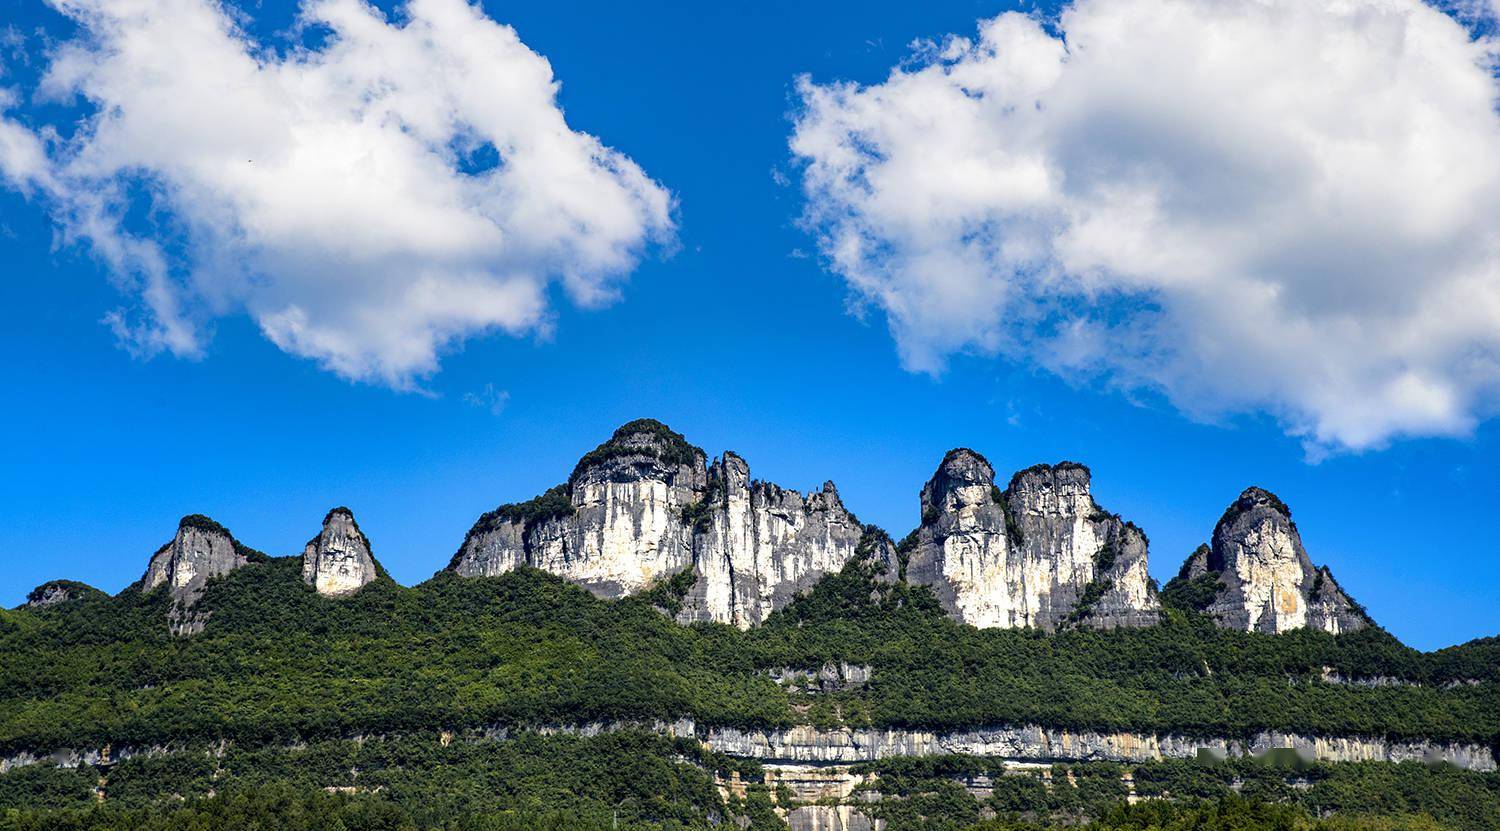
left=21, top=580, right=101, bottom=609
left=140, top=515, right=253, bottom=635
left=699, top=723, right=1496, bottom=771
left=302, top=507, right=379, bottom=597
left=904, top=450, right=1159, bottom=630
left=448, top=420, right=881, bottom=627
left=1184, top=487, right=1368, bottom=634
left=678, top=454, right=881, bottom=626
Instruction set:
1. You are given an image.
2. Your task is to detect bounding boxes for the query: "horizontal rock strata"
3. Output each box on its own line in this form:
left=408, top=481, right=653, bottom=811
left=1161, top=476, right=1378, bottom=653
left=9, top=721, right=1491, bottom=777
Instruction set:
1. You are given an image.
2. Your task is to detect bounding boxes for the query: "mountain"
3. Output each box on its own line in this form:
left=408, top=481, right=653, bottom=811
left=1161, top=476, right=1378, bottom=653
left=301, top=507, right=381, bottom=597
left=5, top=419, right=1493, bottom=831
left=447, top=419, right=1351, bottom=635
left=35, top=419, right=1375, bottom=639
left=1166, top=487, right=1369, bottom=634
left=138, top=515, right=265, bottom=635
left=448, top=420, right=886, bottom=627
left=904, top=449, right=1159, bottom=630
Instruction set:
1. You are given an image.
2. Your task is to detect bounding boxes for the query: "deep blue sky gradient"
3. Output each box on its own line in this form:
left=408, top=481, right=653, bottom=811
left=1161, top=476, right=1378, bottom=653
left=0, top=0, right=1494, bottom=650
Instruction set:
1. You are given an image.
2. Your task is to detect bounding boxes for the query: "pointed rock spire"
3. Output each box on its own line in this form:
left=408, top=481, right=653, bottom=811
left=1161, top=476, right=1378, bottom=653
left=302, top=507, right=379, bottom=597
left=1172, top=487, right=1368, bottom=634
left=905, top=451, right=1160, bottom=630
left=141, top=515, right=255, bottom=635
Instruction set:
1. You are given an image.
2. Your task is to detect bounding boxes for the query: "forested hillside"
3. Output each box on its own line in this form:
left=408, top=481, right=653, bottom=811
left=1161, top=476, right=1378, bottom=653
left=2, top=554, right=1498, bottom=829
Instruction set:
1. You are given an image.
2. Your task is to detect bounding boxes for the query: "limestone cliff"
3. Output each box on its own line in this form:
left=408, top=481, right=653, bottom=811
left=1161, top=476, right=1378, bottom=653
left=903, top=450, right=1160, bottom=630
left=1170, top=487, right=1368, bottom=634
left=677, top=452, right=888, bottom=626
left=448, top=420, right=883, bottom=627
left=140, top=515, right=259, bottom=635
left=301, top=507, right=380, bottom=597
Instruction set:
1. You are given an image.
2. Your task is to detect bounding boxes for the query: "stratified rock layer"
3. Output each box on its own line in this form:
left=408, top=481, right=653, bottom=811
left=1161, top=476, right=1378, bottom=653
left=904, top=450, right=1160, bottom=630
left=140, top=515, right=253, bottom=635
left=1176, top=487, right=1367, bottom=634
left=449, top=420, right=884, bottom=627
left=301, top=507, right=379, bottom=597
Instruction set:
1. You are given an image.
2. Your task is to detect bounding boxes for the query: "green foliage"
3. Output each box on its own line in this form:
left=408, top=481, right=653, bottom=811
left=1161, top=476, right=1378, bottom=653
left=1161, top=572, right=1227, bottom=613
left=636, top=567, right=698, bottom=616
left=1063, top=578, right=1113, bottom=627
left=458, top=485, right=576, bottom=550
left=2, top=555, right=1498, bottom=795
left=852, top=756, right=1499, bottom=830
left=570, top=419, right=704, bottom=482
left=22, top=581, right=105, bottom=607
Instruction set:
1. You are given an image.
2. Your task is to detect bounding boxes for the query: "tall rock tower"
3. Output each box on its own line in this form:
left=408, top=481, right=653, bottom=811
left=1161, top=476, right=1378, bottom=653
left=302, top=507, right=380, bottom=597
left=140, top=515, right=256, bottom=635
left=1170, top=487, right=1368, bottom=634
left=904, top=450, right=1160, bottom=630
left=448, top=419, right=889, bottom=627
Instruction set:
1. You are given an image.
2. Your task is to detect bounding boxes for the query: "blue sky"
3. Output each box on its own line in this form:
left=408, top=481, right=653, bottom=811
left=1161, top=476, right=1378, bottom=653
left=1, top=0, right=1498, bottom=650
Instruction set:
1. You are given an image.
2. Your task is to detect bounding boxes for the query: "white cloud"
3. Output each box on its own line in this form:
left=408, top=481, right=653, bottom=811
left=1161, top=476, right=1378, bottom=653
left=462, top=382, right=510, bottom=415
left=0, top=0, right=673, bottom=385
left=792, top=0, right=1500, bottom=452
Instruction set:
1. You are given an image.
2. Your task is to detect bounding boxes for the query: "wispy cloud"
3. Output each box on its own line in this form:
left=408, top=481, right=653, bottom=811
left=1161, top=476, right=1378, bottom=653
left=462, top=384, right=511, bottom=416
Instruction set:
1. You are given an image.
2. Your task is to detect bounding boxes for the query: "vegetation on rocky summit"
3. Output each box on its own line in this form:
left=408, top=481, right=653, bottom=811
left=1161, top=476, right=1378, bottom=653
left=569, top=418, right=705, bottom=482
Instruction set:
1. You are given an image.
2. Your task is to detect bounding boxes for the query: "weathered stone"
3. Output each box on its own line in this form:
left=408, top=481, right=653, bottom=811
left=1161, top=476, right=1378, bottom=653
left=450, top=420, right=705, bottom=598
left=678, top=454, right=880, bottom=626
left=140, top=515, right=253, bottom=636
left=448, top=420, right=884, bottom=627
left=904, top=450, right=1159, bottom=630
left=301, top=507, right=379, bottom=597
left=1182, top=487, right=1367, bottom=634
left=21, top=580, right=101, bottom=609
left=699, top=723, right=1496, bottom=771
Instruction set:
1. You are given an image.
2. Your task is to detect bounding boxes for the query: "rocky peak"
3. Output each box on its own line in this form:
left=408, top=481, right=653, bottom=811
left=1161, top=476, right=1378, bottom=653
left=1006, top=462, right=1093, bottom=515
left=906, top=452, right=1159, bottom=630
left=302, top=507, right=379, bottom=598
left=569, top=418, right=709, bottom=490
left=1176, top=486, right=1368, bottom=634
left=806, top=481, right=845, bottom=513
left=450, top=420, right=872, bottom=628
left=920, top=449, right=996, bottom=516
left=141, top=514, right=257, bottom=636
left=22, top=579, right=102, bottom=609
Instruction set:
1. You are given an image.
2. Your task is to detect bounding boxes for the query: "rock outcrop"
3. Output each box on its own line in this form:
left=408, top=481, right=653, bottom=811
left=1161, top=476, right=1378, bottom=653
left=1171, top=487, right=1367, bottom=634
left=678, top=453, right=888, bottom=626
left=301, top=507, right=379, bottom=597
left=21, top=580, right=103, bottom=609
left=903, top=450, right=1160, bottom=630
left=140, top=515, right=258, bottom=635
left=449, top=420, right=885, bottom=627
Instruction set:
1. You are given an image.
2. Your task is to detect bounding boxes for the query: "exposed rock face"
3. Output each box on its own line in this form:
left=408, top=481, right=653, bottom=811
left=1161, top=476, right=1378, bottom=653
left=904, top=450, right=1159, bottom=630
left=140, top=515, right=253, bottom=635
left=678, top=453, right=884, bottom=626
left=1177, top=488, right=1367, bottom=634
left=700, top=723, right=1496, bottom=771
left=22, top=580, right=101, bottom=609
left=450, top=420, right=706, bottom=597
left=301, top=507, right=379, bottom=597
left=449, top=420, right=883, bottom=627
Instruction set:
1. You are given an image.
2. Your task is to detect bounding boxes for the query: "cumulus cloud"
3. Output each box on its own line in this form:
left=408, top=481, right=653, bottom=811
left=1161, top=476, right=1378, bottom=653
left=0, top=0, right=673, bottom=385
left=792, top=0, right=1500, bottom=452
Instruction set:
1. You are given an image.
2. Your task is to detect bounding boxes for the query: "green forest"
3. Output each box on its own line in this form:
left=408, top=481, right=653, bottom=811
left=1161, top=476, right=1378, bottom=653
left=2, top=553, right=1497, bottom=829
